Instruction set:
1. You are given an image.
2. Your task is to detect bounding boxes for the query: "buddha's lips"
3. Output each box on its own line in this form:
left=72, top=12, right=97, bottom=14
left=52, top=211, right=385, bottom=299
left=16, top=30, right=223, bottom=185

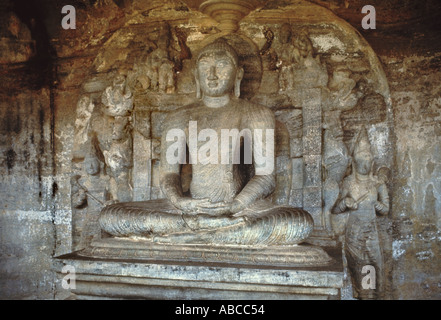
left=207, top=81, right=218, bottom=88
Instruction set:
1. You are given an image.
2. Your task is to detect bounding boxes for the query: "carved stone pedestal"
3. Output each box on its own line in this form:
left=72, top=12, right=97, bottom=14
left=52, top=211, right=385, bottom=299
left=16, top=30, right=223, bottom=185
left=55, top=240, right=344, bottom=300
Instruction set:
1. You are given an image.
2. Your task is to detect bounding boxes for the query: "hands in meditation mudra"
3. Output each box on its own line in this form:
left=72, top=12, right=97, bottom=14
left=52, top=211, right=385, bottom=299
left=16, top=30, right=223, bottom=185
left=99, top=39, right=314, bottom=245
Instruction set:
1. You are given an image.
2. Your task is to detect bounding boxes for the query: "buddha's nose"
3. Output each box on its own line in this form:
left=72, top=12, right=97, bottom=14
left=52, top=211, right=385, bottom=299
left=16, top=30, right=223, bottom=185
left=208, top=66, right=218, bottom=80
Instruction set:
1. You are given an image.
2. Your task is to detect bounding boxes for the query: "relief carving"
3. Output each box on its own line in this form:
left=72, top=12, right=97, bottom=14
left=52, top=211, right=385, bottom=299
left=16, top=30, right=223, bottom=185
left=100, top=74, right=134, bottom=203
left=332, top=127, right=390, bottom=299
left=98, top=39, right=315, bottom=246
left=275, top=24, right=328, bottom=91
left=322, top=69, right=365, bottom=236
left=128, top=23, right=191, bottom=94
left=69, top=5, right=393, bottom=298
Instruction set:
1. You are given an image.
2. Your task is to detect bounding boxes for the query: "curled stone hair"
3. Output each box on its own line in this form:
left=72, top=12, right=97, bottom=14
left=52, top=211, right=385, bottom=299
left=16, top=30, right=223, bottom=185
left=196, top=38, right=239, bottom=67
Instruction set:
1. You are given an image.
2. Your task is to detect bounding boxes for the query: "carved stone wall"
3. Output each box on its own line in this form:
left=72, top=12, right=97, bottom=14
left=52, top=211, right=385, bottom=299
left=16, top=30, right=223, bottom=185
left=69, top=3, right=393, bottom=251
left=0, top=0, right=440, bottom=300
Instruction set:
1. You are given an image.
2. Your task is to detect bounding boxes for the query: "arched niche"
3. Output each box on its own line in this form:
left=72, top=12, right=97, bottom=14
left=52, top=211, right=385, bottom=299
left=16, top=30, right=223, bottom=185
left=69, top=0, right=392, bottom=248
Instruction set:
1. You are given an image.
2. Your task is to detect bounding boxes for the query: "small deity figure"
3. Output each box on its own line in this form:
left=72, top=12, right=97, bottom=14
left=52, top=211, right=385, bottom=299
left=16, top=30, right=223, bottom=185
left=145, top=37, right=174, bottom=93
left=74, top=95, right=95, bottom=146
left=77, top=154, right=110, bottom=247
left=322, top=111, right=351, bottom=236
left=259, top=27, right=278, bottom=71
left=100, top=74, right=134, bottom=202
left=327, top=68, right=363, bottom=111
left=71, top=153, right=111, bottom=248
left=290, top=31, right=328, bottom=89
left=71, top=174, right=87, bottom=209
left=332, top=127, right=389, bottom=299
left=135, top=23, right=191, bottom=94
left=276, top=23, right=297, bottom=91
left=98, top=39, right=314, bottom=246
left=6, top=13, right=32, bottom=40
left=322, top=70, right=367, bottom=236
left=0, top=12, right=34, bottom=63
left=101, top=74, right=133, bottom=117
left=102, top=115, right=133, bottom=202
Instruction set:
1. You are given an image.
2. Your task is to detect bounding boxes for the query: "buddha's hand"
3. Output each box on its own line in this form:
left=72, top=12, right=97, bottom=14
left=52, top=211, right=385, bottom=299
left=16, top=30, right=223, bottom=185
left=195, top=201, right=233, bottom=216
left=230, top=199, right=247, bottom=215
left=104, top=199, right=119, bottom=206
left=174, top=197, right=232, bottom=216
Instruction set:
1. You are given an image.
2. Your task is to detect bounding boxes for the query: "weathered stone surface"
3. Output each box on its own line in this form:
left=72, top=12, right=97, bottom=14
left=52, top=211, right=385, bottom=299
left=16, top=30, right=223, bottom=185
left=54, top=244, right=343, bottom=300
left=275, top=109, right=303, bottom=158
left=79, top=238, right=334, bottom=267
left=0, top=0, right=440, bottom=300
left=0, top=12, right=35, bottom=64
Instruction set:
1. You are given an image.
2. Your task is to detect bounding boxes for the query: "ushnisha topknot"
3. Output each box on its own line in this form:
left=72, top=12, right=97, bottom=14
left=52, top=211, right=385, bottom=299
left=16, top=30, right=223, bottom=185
left=196, top=38, right=239, bottom=67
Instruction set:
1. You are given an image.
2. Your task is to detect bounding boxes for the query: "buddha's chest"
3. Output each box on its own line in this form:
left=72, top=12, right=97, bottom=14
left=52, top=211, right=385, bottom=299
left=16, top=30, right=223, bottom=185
left=188, top=109, right=242, bottom=131
left=184, top=110, right=252, bottom=166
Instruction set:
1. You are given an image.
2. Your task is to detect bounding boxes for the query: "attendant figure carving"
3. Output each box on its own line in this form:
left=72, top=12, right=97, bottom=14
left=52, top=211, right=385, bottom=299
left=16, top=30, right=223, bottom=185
left=332, top=127, right=389, bottom=299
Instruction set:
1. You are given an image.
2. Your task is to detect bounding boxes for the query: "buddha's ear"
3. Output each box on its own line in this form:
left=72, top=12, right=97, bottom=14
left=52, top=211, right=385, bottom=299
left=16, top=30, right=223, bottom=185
left=234, top=67, right=244, bottom=98
left=193, top=68, right=202, bottom=99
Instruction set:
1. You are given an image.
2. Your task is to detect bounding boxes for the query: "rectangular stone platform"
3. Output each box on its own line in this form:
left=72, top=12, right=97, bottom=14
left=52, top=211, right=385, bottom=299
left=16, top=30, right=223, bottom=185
left=54, top=243, right=344, bottom=300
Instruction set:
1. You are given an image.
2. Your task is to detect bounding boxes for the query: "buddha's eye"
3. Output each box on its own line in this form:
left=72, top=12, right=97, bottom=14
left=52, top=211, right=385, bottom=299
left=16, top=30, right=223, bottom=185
left=198, top=62, right=210, bottom=68
left=217, top=59, right=231, bottom=68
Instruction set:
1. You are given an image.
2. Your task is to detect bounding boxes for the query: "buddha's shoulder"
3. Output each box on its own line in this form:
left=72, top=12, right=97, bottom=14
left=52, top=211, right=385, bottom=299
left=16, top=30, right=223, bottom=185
left=236, top=99, right=274, bottom=119
left=165, top=102, right=203, bottom=121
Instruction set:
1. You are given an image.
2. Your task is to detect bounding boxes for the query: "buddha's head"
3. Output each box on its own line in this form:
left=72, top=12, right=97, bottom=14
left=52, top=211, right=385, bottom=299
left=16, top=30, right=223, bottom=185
left=194, top=39, right=244, bottom=99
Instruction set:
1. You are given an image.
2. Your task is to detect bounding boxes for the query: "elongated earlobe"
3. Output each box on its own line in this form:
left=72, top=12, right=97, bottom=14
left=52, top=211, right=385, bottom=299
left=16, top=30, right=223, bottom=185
left=196, top=79, right=201, bottom=99
left=194, top=69, right=202, bottom=99
left=234, top=68, right=244, bottom=98
left=234, top=80, right=241, bottom=98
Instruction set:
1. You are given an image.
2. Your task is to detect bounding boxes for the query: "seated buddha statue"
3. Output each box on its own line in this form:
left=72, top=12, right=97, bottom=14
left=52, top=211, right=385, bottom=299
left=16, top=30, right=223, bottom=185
left=99, top=39, right=314, bottom=246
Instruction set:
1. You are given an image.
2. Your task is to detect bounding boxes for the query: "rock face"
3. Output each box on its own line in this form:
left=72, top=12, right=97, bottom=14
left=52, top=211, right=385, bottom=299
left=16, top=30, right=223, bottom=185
left=0, top=0, right=440, bottom=300
left=0, top=12, right=35, bottom=64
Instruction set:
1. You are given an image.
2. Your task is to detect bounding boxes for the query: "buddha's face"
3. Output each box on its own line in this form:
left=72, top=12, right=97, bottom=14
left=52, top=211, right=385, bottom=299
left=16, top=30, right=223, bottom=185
left=196, top=51, right=237, bottom=97
left=354, top=151, right=373, bottom=175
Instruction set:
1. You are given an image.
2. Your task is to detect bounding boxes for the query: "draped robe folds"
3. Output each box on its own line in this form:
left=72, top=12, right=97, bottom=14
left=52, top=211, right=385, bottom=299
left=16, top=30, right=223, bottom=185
left=99, top=98, right=314, bottom=245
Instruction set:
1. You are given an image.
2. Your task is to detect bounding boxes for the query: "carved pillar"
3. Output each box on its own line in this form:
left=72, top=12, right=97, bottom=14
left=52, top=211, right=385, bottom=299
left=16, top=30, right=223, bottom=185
left=300, top=88, right=323, bottom=230
left=132, top=110, right=152, bottom=201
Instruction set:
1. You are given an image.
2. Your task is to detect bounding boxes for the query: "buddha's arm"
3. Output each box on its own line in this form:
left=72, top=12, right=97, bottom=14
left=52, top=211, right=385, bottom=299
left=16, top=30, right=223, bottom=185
left=159, top=114, right=226, bottom=214
left=231, top=106, right=276, bottom=214
left=159, top=113, right=186, bottom=207
left=231, top=175, right=275, bottom=214
left=160, top=172, right=184, bottom=204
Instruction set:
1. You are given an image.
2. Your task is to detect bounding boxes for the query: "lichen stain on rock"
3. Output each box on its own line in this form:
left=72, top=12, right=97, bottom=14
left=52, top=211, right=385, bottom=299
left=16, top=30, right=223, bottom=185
left=5, top=148, right=16, bottom=173
left=51, top=181, right=58, bottom=198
